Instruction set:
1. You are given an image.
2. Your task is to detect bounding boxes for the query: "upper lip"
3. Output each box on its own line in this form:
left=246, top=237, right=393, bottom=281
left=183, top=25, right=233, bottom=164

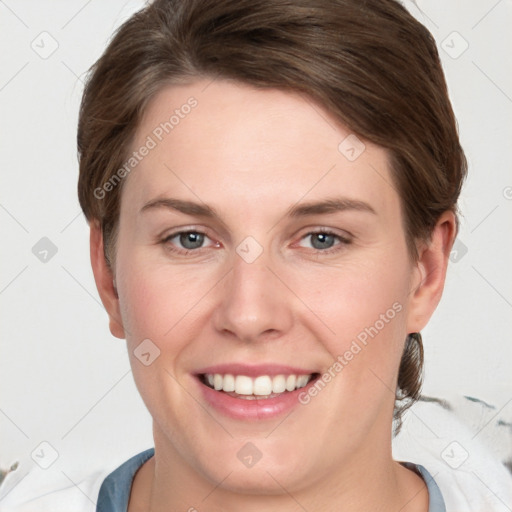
left=194, top=363, right=318, bottom=378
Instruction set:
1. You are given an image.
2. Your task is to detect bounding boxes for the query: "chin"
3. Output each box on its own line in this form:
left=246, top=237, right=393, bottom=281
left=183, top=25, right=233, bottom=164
left=191, top=439, right=314, bottom=495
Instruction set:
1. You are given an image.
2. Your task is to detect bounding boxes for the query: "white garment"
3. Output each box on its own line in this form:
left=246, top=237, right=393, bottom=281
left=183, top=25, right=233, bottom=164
left=392, top=399, right=512, bottom=511
left=0, top=468, right=103, bottom=512
left=1, top=400, right=511, bottom=511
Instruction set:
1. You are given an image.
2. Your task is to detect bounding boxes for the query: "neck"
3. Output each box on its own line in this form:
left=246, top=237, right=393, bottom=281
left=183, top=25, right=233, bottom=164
left=129, top=425, right=428, bottom=512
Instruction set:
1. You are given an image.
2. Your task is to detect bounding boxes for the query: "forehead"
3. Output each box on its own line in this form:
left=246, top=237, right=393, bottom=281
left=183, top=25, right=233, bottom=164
left=124, top=79, right=399, bottom=222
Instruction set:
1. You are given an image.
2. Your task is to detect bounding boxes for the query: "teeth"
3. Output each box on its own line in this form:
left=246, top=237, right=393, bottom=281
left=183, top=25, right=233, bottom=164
left=204, top=373, right=314, bottom=396
left=213, top=374, right=223, bottom=391
left=272, top=375, right=286, bottom=393
left=296, top=375, right=309, bottom=388
left=223, top=373, right=235, bottom=392
left=253, top=376, right=272, bottom=395
left=235, top=375, right=253, bottom=395
left=285, top=375, right=297, bottom=392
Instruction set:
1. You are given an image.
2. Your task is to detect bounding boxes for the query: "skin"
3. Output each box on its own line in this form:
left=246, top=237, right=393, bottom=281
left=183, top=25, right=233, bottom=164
left=90, top=78, right=455, bottom=511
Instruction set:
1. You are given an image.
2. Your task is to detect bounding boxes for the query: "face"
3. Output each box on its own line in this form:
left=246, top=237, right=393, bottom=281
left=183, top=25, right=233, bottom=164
left=101, top=79, right=440, bottom=494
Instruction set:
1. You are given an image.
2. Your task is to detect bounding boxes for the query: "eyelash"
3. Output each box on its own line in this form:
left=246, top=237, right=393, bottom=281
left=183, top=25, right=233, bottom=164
left=160, top=228, right=352, bottom=256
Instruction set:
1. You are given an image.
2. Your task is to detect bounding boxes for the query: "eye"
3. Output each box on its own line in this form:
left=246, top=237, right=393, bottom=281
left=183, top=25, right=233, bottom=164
left=297, top=230, right=351, bottom=252
left=162, top=230, right=217, bottom=253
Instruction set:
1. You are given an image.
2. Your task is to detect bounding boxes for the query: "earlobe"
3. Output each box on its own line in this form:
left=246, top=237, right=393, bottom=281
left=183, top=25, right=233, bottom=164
left=406, top=211, right=457, bottom=334
left=89, top=221, right=126, bottom=339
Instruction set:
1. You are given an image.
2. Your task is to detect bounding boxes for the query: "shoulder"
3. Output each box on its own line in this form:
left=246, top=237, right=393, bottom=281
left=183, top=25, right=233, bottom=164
left=393, top=396, right=512, bottom=512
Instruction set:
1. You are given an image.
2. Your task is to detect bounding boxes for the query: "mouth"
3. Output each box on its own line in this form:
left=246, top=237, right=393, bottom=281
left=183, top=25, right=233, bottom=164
left=198, top=372, right=320, bottom=400
left=193, top=364, right=322, bottom=420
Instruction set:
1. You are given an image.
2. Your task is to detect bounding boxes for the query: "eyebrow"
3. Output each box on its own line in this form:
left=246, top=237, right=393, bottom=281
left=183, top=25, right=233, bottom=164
left=140, top=196, right=376, bottom=219
left=287, top=198, right=376, bottom=217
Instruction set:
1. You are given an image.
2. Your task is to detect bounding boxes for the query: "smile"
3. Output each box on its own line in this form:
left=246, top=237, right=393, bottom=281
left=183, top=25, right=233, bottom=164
left=194, top=365, right=321, bottom=420
left=201, top=373, right=317, bottom=399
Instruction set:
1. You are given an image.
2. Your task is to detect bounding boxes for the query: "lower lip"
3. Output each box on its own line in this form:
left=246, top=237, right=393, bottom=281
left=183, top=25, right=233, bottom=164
left=196, top=376, right=318, bottom=421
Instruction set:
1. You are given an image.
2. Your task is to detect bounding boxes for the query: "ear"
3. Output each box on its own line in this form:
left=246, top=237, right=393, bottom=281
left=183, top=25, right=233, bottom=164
left=90, top=221, right=126, bottom=339
left=406, top=211, right=457, bottom=334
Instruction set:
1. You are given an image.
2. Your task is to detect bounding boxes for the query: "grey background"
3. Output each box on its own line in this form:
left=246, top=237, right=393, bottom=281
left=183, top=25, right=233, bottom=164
left=1, top=0, right=511, bottom=476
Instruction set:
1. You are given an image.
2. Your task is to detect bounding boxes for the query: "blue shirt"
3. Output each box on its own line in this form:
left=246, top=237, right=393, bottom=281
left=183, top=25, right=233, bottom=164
left=96, top=448, right=446, bottom=511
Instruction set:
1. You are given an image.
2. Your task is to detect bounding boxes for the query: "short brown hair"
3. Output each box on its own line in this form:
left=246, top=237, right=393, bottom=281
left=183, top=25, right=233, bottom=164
left=77, top=0, right=467, bottom=434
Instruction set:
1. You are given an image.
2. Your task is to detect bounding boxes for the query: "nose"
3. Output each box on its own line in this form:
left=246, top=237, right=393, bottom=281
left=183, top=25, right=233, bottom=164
left=212, top=249, right=294, bottom=344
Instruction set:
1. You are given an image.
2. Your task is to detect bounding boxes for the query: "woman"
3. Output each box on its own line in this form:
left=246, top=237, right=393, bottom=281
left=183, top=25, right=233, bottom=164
left=3, top=0, right=510, bottom=510
left=80, top=1, right=461, bottom=510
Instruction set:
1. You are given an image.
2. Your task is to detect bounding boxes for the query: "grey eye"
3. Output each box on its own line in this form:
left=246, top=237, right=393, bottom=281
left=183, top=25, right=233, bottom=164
left=178, top=232, right=205, bottom=249
left=309, top=233, right=336, bottom=250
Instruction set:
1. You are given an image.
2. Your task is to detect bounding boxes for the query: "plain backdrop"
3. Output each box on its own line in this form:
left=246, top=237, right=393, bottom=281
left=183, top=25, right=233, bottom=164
left=1, top=0, right=511, bottom=478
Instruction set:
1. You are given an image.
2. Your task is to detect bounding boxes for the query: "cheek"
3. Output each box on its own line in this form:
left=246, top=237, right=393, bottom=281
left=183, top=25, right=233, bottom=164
left=292, top=250, right=411, bottom=381
left=297, top=250, right=410, bottom=331
left=115, top=249, right=216, bottom=347
left=291, top=263, right=410, bottom=435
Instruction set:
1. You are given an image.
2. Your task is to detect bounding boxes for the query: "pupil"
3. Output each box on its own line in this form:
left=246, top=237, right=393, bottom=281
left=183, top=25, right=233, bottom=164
left=312, top=233, right=334, bottom=250
left=180, top=232, right=204, bottom=249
